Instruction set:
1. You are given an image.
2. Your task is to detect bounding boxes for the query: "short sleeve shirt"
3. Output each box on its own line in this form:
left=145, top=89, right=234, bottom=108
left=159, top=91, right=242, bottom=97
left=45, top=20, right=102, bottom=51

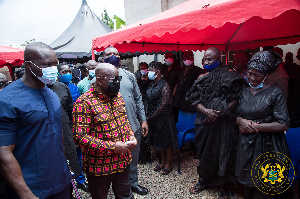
left=77, top=76, right=91, bottom=95
left=0, top=80, right=71, bottom=198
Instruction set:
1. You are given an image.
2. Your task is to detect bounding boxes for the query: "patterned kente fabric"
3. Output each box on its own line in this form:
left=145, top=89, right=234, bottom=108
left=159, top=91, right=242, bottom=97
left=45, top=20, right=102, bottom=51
left=72, top=86, right=134, bottom=176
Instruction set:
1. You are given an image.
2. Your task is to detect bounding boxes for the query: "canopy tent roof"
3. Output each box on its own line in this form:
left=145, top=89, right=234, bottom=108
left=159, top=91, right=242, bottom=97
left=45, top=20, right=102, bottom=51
left=50, top=0, right=112, bottom=58
left=0, top=45, right=24, bottom=67
left=0, top=45, right=24, bottom=80
left=92, top=0, right=300, bottom=53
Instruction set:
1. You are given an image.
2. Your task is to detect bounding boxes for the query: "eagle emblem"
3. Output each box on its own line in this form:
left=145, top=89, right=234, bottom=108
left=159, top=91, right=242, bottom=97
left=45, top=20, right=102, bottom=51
left=261, top=163, right=285, bottom=184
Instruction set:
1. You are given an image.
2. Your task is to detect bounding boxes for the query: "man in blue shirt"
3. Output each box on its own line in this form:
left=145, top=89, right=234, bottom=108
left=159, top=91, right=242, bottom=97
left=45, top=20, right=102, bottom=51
left=0, top=42, right=71, bottom=199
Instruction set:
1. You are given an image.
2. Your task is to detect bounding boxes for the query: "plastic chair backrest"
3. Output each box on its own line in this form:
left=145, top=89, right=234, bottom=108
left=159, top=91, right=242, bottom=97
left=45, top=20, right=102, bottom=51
left=176, top=110, right=197, bottom=132
left=285, top=127, right=300, bottom=185
left=285, top=127, right=300, bottom=161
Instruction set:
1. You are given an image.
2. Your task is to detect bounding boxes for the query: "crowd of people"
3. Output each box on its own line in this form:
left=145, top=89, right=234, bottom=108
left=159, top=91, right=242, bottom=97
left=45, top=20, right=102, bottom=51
left=0, top=41, right=299, bottom=199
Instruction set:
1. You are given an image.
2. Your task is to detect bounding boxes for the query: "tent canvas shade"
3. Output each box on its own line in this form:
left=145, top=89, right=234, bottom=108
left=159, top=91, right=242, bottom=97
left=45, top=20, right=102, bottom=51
left=92, top=0, right=300, bottom=54
left=50, top=0, right=112, bottom=58
left=0, top=45, right=24, bottom=79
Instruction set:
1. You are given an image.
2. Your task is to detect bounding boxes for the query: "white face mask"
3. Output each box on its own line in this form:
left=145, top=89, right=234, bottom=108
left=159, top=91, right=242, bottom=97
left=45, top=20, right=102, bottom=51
left=183, top=60, right=193, bottom=66
left=148, top=71, right=157, bottom=80
left=140, top=69, right=148, bottom=76
left=26, top=61, right=58, bottom=85
left=165, top=58, right=174, bottom=66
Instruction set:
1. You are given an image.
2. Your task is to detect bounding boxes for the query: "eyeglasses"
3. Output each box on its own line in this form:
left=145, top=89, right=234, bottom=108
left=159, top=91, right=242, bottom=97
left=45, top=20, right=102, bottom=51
left=97, top=76, right=122, bottom=83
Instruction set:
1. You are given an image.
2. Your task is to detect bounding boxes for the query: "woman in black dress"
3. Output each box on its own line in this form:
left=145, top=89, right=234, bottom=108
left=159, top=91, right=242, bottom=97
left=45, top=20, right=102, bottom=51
left=145, top=61, right=177, bottom=175
left=235, top=51, right=290, bottom=198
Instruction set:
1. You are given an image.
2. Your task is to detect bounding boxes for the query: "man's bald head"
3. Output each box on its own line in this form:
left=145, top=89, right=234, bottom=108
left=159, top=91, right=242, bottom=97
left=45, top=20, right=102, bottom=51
left=104, top=46, right=118, bottom=57
left=203, top=47, right=221, bottom=67
left=95, top=63, right=118, bottom=77
left=24, top=42, right=55, bottom=62
left=206, top=47, right=221, bottom=58
left=0, top=73, right=8, bottom=83
left=94, top=63, right=119, bottom=97
left=86, top=60, right=98, bottom=70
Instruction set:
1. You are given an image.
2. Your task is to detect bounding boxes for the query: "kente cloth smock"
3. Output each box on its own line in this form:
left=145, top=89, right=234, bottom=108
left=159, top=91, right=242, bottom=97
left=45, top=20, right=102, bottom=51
left=186, top=66, right=247, bottom=186
left=145, top=79, right=178, bottom=150
left=235, top=85, right=290, bottom=187
left=0, top=79, right=71, bottom=198
left=72, top=86, right=134, bottom=176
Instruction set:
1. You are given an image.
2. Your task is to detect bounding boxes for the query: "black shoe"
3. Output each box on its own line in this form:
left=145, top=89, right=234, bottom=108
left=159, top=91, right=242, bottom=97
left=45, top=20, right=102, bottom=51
left=131, top=185, right=149, bottom=195
left=189, top=182, right=205, bottom=194
left=77, top=181, right=89, bottom=192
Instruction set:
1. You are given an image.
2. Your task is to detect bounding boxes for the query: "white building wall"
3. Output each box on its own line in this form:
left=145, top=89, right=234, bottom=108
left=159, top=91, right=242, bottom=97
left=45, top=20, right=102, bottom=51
left=124, top=0, right=162, bottom=26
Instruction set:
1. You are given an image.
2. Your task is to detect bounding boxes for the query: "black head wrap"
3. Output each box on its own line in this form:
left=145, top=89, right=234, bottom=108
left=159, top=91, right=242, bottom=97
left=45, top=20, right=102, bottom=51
left=247, top=50, right=282, bottom=75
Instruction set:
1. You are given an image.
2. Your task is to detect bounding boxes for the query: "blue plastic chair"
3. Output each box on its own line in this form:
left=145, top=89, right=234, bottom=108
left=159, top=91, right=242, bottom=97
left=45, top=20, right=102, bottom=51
left=285, top=127, right=300, bottom=196
left=176, top=110, right=197, bottom=173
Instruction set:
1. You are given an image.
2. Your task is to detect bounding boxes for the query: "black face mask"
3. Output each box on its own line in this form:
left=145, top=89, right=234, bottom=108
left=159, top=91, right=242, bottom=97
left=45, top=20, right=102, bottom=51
left=106, top=81, right=120, bottom=95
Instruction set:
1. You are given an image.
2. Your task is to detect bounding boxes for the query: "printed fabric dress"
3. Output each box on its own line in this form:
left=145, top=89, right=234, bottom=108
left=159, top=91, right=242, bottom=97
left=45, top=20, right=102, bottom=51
left=235, top=85, right=290, bottom=187
left=145, top=79, right=178, bottom=150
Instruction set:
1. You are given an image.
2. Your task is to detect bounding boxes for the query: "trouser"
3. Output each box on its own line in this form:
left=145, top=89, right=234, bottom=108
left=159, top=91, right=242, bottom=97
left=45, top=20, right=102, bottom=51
left=129, top=128, right=142, bottom=187
left=46, top=183, right=71, bottom=199
left=75, top=146, right=86, bottom=184
left=0, top=174, right=5, bottom=199
left=139, top=136, right=151, bottom=163
left=86, top=166, right=133, bottom=199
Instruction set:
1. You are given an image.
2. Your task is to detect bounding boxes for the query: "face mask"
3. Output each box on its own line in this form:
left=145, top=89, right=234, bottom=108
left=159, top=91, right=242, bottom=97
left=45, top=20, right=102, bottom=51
left=249, top=77, right=266, bottom=89
left=106, top=81, right=120, bottom=95
left=89, top=69, right=95, bottom=78
left=59, top=73, right=72, bottom=84
left=183, top=60, right=193, bottom=66
left=140, top=69, right=148, bottom=76
left=165, top=58, right=174, bottom=66
left=27, top=61, right=58, bottom=85
left=148, top=71, right=157, bottom=80
left=104, top=55, right=121, bottom=67
left=204, top=59, right=220, bottom=72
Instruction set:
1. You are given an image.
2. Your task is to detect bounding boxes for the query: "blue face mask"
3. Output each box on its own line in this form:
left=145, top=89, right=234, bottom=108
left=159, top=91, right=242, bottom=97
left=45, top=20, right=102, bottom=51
left=59, top=73, right=72, bottom=84
left=148, top=71, right=157, bottom=80
left=204, top=59, right=220, bottom=72
left=249, top=77, right=266, bottom=89
left=89, top=69, right=95, bottom=78
left=104, top=55, right=121, bottom=67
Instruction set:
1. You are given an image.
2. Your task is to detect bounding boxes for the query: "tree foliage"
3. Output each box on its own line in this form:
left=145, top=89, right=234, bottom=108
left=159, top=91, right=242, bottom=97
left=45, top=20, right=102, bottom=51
left=100, top=9, right=125, bottom=30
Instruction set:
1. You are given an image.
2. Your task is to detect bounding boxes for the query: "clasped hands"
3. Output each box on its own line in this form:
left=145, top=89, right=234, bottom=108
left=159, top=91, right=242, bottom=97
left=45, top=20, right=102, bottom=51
left=204, top=108, right=220, bottom=123
left=115, top=136, right=137, bottom=154
left=237, top=117, right=259, bottom=134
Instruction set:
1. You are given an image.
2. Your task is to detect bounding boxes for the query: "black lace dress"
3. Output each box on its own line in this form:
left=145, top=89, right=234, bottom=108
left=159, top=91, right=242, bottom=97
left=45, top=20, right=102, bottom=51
left=235, top=85, right=290, bottom=187
left=145, top=79, right=178, bottom=150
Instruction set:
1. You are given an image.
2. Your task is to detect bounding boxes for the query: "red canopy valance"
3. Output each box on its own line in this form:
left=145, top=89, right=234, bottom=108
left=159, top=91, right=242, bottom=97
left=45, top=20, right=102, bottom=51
left=92, top=0, right=300, bottom=53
